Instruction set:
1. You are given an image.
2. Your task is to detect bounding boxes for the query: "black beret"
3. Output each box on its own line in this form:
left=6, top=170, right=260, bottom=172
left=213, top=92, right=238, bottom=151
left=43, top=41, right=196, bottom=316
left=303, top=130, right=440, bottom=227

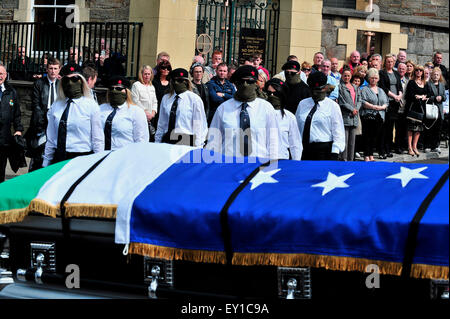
left=169, top=68, right=189, bottom=80
left=307, top=71, right=328, bottom=89
left=282, top=61, right=301, bottom=71
left=107, top=76, right=131, bottom=89
left=60, top=62, right=83, bottom=77
left=230, top=65, right=258, bottom=83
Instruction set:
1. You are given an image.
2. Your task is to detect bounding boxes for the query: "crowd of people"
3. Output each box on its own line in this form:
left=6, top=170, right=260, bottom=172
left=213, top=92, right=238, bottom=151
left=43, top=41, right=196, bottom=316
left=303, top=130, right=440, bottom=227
left=0, top=46, right=449, bottom=182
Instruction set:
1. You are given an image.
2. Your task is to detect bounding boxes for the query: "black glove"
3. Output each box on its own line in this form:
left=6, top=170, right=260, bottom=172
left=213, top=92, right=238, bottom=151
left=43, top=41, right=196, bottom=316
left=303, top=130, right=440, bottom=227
left=330, top=153, right=339, bottom=161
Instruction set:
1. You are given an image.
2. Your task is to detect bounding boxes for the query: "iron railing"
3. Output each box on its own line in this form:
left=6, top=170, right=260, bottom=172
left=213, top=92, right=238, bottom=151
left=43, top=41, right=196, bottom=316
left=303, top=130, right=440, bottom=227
left=0, top=22, right=143, bottom=81
left=197, top=0, right=280, bottom=76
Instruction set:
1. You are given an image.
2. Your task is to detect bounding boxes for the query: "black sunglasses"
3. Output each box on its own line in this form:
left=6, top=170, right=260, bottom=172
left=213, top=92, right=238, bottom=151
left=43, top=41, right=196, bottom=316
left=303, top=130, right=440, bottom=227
left=285, top=71, right=298, bottom=75
left=63, top=75, right=81, bottom=83
left=109, top=86, right=126, bottom=91
left=302, top=68, right=311, bottom=72
left=160, top=67, right=170, bottom=71
left=236, top=78, right=256, bottom=85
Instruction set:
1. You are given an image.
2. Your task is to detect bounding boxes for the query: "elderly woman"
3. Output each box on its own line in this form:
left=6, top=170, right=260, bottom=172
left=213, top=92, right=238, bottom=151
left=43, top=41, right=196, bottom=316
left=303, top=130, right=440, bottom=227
left=424, top=67, right=447, bottom=153
left=100, top=76, right=149, bottom=151
left=360, top=68, right=388, bottom=162
left=43, top=63, right=104, bottom=166
left=338, top=69, right=362, bottom=161
left=256, top=69, right=268, bottom=100
left=404, top=65, right=430, bottom=157
left=131, top=65, right=158, bottom=141
left=378, top=54, right=403, bottom=158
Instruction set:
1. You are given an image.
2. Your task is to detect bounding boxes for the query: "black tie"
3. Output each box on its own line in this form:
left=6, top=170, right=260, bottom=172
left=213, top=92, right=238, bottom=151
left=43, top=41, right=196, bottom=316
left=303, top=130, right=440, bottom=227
left=167, top=95, right=180, bottom=137
left=104, top=107, right=118, bottom=150
left=56, top=99, right=73, bottom=155
left=302, top=102, right=318, bottom=150
left=239, top=102, right=252, bottom=156
left=50, top=82, right=55, bottom=107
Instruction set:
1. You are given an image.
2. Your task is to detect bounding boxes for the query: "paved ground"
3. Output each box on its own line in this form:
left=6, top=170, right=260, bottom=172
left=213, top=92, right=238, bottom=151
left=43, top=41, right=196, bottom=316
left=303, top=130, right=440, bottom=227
left=4, top=141, right=449, bottom=182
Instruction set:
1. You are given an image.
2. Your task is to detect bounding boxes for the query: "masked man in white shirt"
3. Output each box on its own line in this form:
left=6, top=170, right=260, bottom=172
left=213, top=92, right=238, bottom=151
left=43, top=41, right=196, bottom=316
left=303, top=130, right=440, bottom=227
left=155, top=68, right=208, bottom=147
left=296, top=71, right=345, bottom=160
left=206, top=65, right=280, bottom=162
left=43, top=63, right=104, bottom=166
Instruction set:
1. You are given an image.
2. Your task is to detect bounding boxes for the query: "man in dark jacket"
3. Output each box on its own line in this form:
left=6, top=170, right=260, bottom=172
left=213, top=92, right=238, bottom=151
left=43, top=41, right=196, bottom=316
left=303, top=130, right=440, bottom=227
left=283, top=60, right=311, bottom=114
left=0, top=64, right=24, bottom=182
left=7, top=46, right=35, bottom=81
left=433, top=52, right=449, bottom=89
left=24, top=58, right=61, bottom=172
left=190, top=62, right=210, bottom=121
left=206, top=62, right=236, bottom=125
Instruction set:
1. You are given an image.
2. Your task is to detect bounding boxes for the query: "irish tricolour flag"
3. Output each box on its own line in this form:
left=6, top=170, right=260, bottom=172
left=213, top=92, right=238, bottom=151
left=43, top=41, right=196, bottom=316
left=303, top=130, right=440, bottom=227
left=0, top=143, right=448, bottom=280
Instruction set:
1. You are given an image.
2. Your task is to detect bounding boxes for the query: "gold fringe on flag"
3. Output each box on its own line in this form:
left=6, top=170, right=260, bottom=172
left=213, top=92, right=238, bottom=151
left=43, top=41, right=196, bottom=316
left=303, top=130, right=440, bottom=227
left=27, top=198, right=60, bottom=218
left=0, top=208, right=29, bottom=224
left=128, top=243, right=449, bottom=280
left=65, top=204, right=117, bottom=219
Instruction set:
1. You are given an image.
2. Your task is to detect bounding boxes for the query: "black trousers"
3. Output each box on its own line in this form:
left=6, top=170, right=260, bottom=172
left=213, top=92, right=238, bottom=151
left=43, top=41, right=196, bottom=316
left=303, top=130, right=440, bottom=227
left=379, top=112, right=397, bottom=155
left=0, top=146, right=8, bottom=183
left=394, top=112, right=408, bottom=151
left=423, top=116, right=443, bottom=149
left=362, top=118, right=383, bottom=157
left=302, top=142, right=333, bottom=160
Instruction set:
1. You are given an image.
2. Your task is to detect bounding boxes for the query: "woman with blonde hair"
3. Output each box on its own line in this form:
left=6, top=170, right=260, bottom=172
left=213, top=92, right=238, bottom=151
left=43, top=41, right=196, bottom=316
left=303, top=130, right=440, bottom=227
left=360, top=68, right=389, bottom=162
left=424, top=67, right=447, bottom=153
left=404, top=65, right=430, bottom=156
left=301, top=61, right=312, bottom=79
left=99, top=76, right=149, bottom=151
left=43, top=63, right=104, bottom=166
left=131, top=65, right=158, bottom=141
left=405, top=60, right=415, bottom=80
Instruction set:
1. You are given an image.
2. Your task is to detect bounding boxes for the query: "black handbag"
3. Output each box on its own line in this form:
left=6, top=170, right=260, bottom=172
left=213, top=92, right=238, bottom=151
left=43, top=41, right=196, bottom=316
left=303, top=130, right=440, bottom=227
left=406, top=110, right=424, bottom=123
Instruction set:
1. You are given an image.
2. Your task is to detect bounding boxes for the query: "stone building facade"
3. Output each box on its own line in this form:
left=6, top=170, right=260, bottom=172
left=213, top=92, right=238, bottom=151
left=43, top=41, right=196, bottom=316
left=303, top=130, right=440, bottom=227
left=321, top=0, right=449, bottom=68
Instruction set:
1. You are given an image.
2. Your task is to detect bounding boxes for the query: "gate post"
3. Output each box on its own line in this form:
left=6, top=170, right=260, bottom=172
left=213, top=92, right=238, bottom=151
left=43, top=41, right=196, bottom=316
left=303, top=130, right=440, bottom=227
left=277, top=0, right=323, bottom=72
left=129, top=0, right=198, bottom=70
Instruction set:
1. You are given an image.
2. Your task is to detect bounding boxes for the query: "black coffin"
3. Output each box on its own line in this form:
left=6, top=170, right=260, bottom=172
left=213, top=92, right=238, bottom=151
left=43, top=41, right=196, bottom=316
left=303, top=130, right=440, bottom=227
left=0, top=215, right=442, bottom=300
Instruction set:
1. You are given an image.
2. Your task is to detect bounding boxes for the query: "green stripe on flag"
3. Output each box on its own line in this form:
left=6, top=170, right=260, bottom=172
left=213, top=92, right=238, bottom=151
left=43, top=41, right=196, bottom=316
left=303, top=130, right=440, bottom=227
left=0, top=161, right=69, bottom=213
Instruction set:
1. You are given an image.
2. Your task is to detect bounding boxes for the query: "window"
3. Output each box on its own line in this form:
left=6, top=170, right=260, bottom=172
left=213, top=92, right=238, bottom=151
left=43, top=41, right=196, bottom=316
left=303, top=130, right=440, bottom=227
left=32, top=0, right=76, bottom=51
left=323, top=0, right=356, bottom=9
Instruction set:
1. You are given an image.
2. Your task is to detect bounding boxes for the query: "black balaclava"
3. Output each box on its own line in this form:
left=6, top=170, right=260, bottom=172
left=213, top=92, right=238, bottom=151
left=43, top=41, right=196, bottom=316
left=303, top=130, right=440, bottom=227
left=234, top=80, right=257, bottom=102
left=285, top=71, right=301, bottom=85
left=109, top=90, right=127, bottom=107
left=62, top=76, right=83, bottom=99
left=173, top=79, right=188, bottom=94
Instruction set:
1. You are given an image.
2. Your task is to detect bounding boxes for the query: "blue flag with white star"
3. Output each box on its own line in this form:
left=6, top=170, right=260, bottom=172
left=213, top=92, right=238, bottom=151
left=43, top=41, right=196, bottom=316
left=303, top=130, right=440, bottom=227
left=128, top=148, right=448, bottom=280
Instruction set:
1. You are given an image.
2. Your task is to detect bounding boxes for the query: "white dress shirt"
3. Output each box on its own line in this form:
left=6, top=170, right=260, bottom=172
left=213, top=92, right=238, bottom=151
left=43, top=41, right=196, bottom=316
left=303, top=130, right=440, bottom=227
left=43, top=96, right=104, bottom=167
left=275, top=109, right=302, bottom=160
left=131, top=81, right=158, bottom=114
left=295, top=97, right=345, bottom=154
left=155, top=90, right=208, bottom=147
left=206, top=98, right=281, bottom=159
left=47, top=78, right=57, bottom=109
left=99, top=102, right=149, bottom=150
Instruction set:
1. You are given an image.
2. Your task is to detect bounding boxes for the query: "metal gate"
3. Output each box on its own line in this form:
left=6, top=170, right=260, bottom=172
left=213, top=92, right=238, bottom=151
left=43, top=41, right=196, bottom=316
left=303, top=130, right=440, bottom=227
left=197, top=0, right=280, bottom=75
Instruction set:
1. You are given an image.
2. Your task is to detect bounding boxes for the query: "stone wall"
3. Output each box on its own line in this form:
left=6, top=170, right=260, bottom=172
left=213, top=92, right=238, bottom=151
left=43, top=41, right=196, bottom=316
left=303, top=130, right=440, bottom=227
left=321, top=14, right=449, bottom=69
left=87, top=0, right=131, bottom=22
left=373, top=0, right=449, bottom=22
left=400, top=25, right=449, bottom=67
left=321, top=15, right=348, bottom=62
left=0, top=0, right=18, bottom=22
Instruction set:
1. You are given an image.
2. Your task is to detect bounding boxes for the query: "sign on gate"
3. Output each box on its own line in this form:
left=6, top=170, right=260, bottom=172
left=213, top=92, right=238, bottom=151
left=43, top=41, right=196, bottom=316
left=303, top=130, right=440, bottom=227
left=238, top=28, right=266, bottom=65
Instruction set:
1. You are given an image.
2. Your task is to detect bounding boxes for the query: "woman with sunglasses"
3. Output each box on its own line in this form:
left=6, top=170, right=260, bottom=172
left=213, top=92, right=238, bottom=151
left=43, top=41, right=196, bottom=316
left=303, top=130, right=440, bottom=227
left=152, top=60, right=172, bottom=131
left=155, top=68, right=207, bottom=147
left=42, top=63, right=104, bottom=167
left=99, top=76, right=149, bottom=151
left=404, top=65, right=431, bottom=156
left=265, top=78, right=302, bottom=160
